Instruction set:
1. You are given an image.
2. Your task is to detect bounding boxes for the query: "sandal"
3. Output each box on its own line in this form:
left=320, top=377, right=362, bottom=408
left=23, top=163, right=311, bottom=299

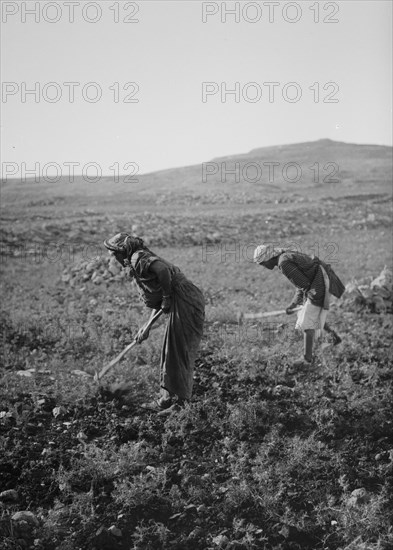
left=141, top=398, right=172, bottom=411
left=287, top=356, right=314, bottom=373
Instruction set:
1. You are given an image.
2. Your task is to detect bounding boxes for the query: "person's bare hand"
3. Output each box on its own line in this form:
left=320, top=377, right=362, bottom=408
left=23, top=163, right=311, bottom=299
left=135, top=325, right=150, bottom=343
left=161, top=295, right=172, bottom=313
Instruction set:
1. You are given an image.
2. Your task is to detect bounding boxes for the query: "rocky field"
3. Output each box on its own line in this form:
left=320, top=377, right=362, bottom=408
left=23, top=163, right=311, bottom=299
left=1, top=140, right=392, bottom=550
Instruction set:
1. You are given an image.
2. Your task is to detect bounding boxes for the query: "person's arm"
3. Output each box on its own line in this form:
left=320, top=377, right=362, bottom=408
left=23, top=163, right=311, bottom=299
left=149, top=261, right=173, bottom=312
left=135, top=308, right=161, bottom=343
left=287, top=289, right=304, bottom=310
left=148, top=307, right=160, bottom=321
left=280, top=259, right=309, bottom=310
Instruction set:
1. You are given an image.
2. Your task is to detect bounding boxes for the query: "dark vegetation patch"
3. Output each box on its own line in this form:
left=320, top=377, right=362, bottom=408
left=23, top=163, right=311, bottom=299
left=1, top=315, right=392, bottom=550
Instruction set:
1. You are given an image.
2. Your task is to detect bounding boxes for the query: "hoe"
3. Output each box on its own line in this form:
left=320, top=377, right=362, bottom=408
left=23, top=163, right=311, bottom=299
left=237, top=306, right=302, bottom=324
left=91, top=309, right=163, bottom=382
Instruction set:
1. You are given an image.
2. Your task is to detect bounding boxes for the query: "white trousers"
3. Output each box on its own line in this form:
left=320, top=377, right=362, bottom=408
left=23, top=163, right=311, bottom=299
left=296, top=300, right=328, bottom=340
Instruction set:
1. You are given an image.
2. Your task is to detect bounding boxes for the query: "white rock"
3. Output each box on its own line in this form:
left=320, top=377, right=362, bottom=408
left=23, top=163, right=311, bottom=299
left=71, top=369, right=92, bottom=377
left=17, top=369, right=35, bottom=377
left=347, top=488, right=369, bottom=507
left=108, top=525, right=122, bottom=537
left=11, top=511, right=39, bottom=526
left=0, top=489, right=19, bottom=502
left=52, top=406, right=66, bottom=418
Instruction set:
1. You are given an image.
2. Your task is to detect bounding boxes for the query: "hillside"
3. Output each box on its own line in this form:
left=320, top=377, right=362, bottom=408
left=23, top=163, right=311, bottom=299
left=1, top=139, right=392, bottom=212
left=145, top=138, right=392, bottom=191
left=0, top=139, right=392, bottom=255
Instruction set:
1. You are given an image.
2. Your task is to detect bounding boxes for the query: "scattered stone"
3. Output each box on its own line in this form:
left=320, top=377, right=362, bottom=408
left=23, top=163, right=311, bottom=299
left=108, top=256, right=122, bottom=275
left=342, top=267, right=392, bottom=313
left=77, top=431, right=87, bottom=442
left=371, top=266, right=392, bottom=298
left=0, top=489, right=19, bottom=502
left=212, top=534, right=229, bottom=546
left=92, top=275, right=104, bottom=285
left=71, top=369, right=92, bottom=377
left=108, top=525, right=122, bottom=537
left=93, top=525, right=114, bottom=547
left=86, top=260, right=100, bottom=274
left=52, top=406, right=66, bottom=418
left=11, top=511, right=39, bottom=527
left=16, top=369, right=36, bottom=377
left=60, top=254, right=140, bottom=301
left=347, top=488, right=370, bottom=507
left=273, top=385, right=294, bottom=397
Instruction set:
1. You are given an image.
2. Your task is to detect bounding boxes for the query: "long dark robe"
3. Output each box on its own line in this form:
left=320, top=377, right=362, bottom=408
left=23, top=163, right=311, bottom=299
left=130, top=250, right=205, bottom=400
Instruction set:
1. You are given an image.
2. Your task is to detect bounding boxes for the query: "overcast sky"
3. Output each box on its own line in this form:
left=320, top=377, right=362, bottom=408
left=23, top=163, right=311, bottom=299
left=1, top=0, right=392, bottom=177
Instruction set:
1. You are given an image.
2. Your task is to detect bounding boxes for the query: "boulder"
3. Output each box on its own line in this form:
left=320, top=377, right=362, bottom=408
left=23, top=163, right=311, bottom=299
left=108, top=256, right=122, bottom=275
left=11, top=511, right=39, bottom=527
left=342, top=267, right=392, bottom=313
left=0, top=489, right=19, bottom=503
left=347, top=488, right=370, bottom=507
left=370, top=266, right=392, bottom=298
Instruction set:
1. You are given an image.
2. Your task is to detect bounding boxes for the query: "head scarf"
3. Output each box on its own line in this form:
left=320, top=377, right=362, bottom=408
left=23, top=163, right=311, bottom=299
left=104, top=233, right=145, bottom=260
left=253, top=244, right=284, bottom=264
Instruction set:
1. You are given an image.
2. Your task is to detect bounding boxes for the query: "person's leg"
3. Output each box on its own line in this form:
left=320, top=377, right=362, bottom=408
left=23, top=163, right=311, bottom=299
left=291, top=329, right=314, bottom=368
left=304, top=329, right=315, bottom=362
left=292, top=301, right=318, bottom=368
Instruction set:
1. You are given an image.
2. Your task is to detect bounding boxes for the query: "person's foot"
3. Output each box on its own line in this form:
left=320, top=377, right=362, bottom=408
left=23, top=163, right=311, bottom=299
left=157, top=396, right=173, bottom=409
left=141, top=396, right=186, bottom=414
left=141, top=397, right=173, bottom=411
left=287, top=356, right=314, bottom=373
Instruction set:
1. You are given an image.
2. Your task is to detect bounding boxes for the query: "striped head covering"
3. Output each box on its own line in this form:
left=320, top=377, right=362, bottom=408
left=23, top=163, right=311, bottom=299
left=104, top=233, right=132, bottom=252
left=104, top=233, right=145, bottom=259
left=253, top=244, right=284, bottom=264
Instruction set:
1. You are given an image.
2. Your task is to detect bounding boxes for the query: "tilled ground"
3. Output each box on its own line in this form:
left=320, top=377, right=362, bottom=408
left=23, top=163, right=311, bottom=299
left=1, top=316, right=393, bottom=550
